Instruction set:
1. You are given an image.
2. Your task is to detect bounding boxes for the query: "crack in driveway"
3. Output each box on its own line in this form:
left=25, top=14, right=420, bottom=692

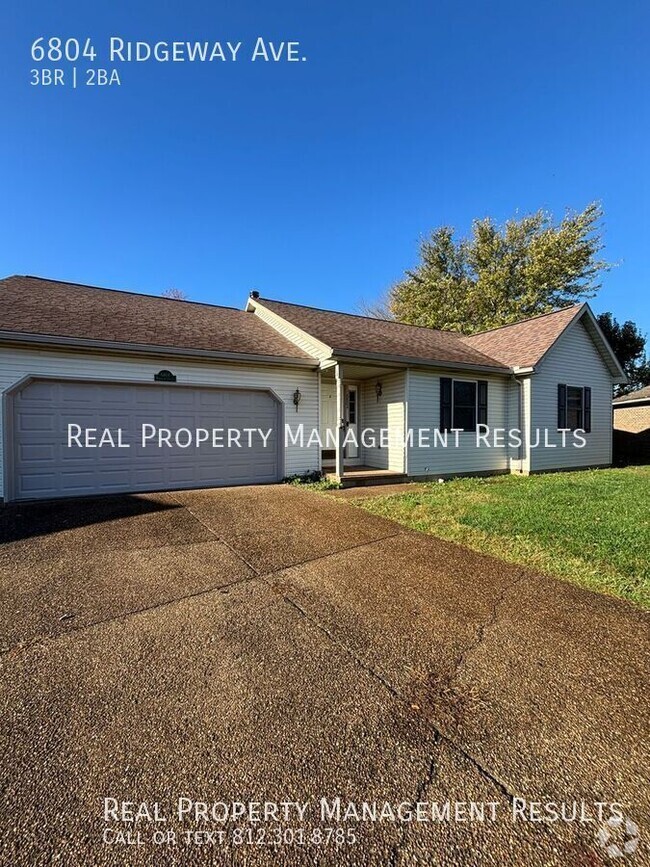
left=451, top=568, right=528, bottom=677
left=0, top=572, right=260, bottom=656
left=274, top=580, right=521, bottom=808
left=387, top=740, right=440, bottom=867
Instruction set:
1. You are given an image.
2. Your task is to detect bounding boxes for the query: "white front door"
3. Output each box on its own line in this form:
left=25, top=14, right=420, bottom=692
left=345, top=384, right=360, bottom=463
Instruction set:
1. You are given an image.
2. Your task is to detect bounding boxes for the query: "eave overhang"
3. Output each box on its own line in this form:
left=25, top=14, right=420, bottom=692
left=329, top=348, right=511, bottom=376
left=0, top=330, right=320, bottom=369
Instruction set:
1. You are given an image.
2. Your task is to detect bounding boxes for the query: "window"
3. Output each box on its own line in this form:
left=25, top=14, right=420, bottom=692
left=558, top=384, right=591, bottom=432
left=347, top=388, right=356, bottom=424
left=453, top=380, right=477, bottom=431
left=440, top=378, right=488, bottom=432
left=566, top=386, right=583, bottom=430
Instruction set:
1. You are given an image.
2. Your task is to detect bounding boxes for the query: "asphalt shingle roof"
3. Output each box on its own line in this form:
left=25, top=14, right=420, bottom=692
left=256, top=298, right=510, bottom=369
left=613, top=385, right=650, bottom=404
left=460, top=305, right=584, bottom=367
left=0, top=276, right=314, bottom=361
left=2, top=276, right=591, bottom=374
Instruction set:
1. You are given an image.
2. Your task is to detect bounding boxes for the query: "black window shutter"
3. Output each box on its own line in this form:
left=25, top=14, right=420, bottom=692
left=477, top=380, right=488, bottom=426
left=558, top=384, right=567, bottom=429
left=440, top=377, right=452, bottom=431
left=584, top=386, right=592, bottom=433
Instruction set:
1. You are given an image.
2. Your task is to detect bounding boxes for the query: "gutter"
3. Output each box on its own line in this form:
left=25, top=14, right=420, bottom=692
left=0, top=330, right=320, bottom=369
left=332, top=348, right=511, bottom=376
left=613, top=397, right=650, bottom=408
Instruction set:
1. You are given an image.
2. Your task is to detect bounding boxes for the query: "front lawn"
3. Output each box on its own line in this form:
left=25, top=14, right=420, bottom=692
left=355, top=467, right=650, bottom=608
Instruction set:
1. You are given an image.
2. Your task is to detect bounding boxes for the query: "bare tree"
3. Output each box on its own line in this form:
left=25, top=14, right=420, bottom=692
left=161, top=288, right=189, bottom=301
left=355, top=292, right=393, bottom=320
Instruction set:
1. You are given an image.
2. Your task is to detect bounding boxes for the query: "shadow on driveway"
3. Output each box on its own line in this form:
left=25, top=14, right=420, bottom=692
left=0, top=494, right=182, bottom=544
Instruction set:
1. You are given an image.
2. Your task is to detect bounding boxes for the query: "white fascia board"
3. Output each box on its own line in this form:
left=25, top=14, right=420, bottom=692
left=613, top=396, right=650, bottom=407
left=0, top=331, right=319, bottom=369
left=559, top=305, right=627, bottom=383
left=246, top=299, right=332, bottom=359
left=332, top=349, right=512, bottom=376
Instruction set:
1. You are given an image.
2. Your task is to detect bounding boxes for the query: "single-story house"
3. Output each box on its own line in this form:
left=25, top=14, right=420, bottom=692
left=612, top=385, right=650, bottom=465
left=0, top=275, right=626, bottom=501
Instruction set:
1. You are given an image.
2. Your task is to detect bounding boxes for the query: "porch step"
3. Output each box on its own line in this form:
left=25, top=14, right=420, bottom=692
left=326, top=471, right=408, bottom=489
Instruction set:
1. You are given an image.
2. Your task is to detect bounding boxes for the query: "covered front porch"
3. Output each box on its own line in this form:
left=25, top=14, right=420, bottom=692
left=319, top=359, right=407, bottom=484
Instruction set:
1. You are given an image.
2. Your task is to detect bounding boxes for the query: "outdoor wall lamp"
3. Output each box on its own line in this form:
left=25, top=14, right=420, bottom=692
left=293, top=388, right=302, bottom=411
left=375, top=381, right=383, bottom=402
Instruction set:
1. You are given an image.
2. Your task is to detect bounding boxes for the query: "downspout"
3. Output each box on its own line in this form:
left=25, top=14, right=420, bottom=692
left=513, top=374, right=525, bottom=473
left=404, top=368, right=410, bottom=476
left=511, top=366, right=535, bottom=474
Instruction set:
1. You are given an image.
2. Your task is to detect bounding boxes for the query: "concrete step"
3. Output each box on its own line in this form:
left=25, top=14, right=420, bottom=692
left=326, top=472, right=408, bottom=489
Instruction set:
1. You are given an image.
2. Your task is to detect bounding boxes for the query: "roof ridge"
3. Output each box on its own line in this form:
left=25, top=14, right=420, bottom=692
left=258, top=296, right=458, bottom=337
left=7, top=274, right=244, bottom=314
left=463, top=303, right=584, bottom=338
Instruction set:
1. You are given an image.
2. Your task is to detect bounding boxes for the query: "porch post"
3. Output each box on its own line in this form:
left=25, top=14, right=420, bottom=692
left=335, top=363, right=345, bottom=479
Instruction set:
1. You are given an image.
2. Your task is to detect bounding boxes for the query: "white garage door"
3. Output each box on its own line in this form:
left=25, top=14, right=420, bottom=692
left=10, top=379, right=281, bottom=500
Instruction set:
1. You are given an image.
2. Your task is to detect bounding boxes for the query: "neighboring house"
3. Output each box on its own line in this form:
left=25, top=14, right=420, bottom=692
left=613, top=385, right=650, bottom=433
left=0, top=275, right=626, bottom=501
left=612, top=385, right=650, bottom=465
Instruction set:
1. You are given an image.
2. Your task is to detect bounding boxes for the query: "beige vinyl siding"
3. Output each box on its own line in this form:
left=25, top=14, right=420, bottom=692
left=530, top=320, right=613, bottom=471
left=251, top=302, right=331, bottom=360
left=407, top=370, right=509, bottom=477
left=0, top=345, right=320, bottom=499
left=360, top=372, right=406, bottom=472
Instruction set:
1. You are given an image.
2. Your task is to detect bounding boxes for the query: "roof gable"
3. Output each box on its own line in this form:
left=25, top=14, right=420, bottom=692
left=0, top=276, right=314, bottom=362
left=462, top=303, right=625, bottom=381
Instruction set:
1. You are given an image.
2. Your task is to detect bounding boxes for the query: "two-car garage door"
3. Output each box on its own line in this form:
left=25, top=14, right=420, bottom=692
left=9, top=379, right=281, bottom=501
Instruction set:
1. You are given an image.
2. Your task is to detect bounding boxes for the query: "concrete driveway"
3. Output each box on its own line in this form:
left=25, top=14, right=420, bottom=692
left=1, top=486, right=647, bottom=866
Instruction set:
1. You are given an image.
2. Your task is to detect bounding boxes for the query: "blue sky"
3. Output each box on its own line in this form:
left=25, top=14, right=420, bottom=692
left=3, top=1, right=649, bottom=331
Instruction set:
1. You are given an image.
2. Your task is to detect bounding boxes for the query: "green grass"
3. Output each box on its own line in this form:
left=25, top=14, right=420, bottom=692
left=284, top=471, right=342, bottom=491
left=356, top=467, right=650, bottom=609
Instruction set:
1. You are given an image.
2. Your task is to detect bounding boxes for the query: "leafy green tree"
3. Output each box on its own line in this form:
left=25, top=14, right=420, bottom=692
left=386, top=203, right=610, bottom=333
left=597, top=312, right=649, bottom=395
